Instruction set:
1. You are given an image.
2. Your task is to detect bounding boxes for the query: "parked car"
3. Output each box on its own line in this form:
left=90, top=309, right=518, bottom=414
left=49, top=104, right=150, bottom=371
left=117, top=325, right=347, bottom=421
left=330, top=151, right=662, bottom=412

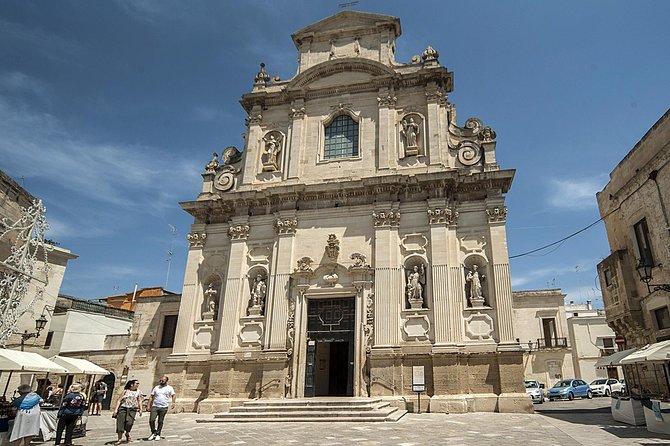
left=547, top=379, right=592, bottom=401
left=524, top=379, right=545, bottom=403
left=589, top=378, right=623, bottom=397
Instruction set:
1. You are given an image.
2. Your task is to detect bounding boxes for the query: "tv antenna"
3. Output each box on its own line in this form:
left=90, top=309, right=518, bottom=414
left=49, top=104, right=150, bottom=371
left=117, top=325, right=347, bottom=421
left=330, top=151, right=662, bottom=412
left=338, top=1, right=359, bottom=8
left=165, top=224, right=177, bottom=289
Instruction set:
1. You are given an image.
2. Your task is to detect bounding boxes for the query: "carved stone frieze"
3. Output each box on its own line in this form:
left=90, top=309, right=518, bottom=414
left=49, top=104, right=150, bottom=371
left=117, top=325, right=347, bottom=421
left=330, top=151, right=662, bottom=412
left=274, top=217, right=298, bottom=235
left=427, top=207, right=458, bottom=225
left=364, top=292, right=374, bottom=353
left=286, top=292, right=298, bottom=357
left=372, top=210, right=401, bottom=227
left=186, top=232, right=207, bottom=248
left=227, top=224, right=250, bottom=240
left=325, top=234, right=340, bottom=260
left=486, top=206, right=508, bottom=223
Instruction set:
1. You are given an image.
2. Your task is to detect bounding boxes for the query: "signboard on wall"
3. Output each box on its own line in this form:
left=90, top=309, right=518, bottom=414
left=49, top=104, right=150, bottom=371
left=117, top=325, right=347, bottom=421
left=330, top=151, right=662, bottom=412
left=412, top=366, right=425, bottom=392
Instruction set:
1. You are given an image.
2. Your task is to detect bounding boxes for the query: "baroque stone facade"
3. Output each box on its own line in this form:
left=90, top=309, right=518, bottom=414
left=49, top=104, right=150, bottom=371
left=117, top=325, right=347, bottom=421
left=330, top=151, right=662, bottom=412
left=168, top=11, right=530, bottom=414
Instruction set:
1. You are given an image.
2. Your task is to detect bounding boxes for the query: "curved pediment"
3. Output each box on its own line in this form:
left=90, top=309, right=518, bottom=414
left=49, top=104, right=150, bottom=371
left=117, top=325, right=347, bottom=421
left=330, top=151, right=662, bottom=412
left=289, top=58, right=396, bottom=90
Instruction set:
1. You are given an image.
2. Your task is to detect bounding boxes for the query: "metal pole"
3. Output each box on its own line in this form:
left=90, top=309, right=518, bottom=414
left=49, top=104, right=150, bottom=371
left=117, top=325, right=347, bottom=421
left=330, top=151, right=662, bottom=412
left=3, top=371, right=13, bottom=398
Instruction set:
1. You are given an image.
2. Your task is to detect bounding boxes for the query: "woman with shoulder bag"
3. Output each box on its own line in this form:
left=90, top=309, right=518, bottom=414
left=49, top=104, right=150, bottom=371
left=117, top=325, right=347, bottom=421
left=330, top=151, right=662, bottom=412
left=112, top=380, right=142, bottom=445
left=55, top=383, right=86, bottom=446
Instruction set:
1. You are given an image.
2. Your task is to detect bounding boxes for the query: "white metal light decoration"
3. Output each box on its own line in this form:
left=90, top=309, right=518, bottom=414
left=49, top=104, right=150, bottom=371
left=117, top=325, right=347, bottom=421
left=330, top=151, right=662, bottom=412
left=0, top=200, right=53, bottom=347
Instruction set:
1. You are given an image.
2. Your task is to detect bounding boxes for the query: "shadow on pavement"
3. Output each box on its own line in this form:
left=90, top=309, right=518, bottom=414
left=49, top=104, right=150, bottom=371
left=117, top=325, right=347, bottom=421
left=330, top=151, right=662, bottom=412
left=536, top=404, right=670, bottom=441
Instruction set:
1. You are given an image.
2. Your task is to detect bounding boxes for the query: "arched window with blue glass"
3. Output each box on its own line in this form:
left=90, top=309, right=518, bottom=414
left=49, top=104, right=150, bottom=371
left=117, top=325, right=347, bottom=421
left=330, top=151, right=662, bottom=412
left=324, top=114, right=359, bottom=159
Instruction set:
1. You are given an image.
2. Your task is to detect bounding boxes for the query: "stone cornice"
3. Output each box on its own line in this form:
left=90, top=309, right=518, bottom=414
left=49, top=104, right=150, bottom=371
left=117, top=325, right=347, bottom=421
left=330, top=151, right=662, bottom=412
left=240, top=64, right=453, bottom=113
left=181, top=170, right=514, bottom=222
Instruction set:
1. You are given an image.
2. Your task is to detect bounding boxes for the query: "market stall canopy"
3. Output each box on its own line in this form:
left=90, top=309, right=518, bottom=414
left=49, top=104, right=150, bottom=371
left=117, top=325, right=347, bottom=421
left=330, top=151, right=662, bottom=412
left=0, top=349, right=68, bottom=373
left=620, top=340, right=670, bottom=364
left=595, top=348, right=639, bottom=368
left=49, top=356, right=109, bottom=375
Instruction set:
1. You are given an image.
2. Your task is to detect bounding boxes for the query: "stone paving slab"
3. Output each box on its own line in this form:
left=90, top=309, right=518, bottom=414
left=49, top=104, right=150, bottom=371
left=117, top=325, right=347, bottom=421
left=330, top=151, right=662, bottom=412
left=41, top=399, right=670, bottom=445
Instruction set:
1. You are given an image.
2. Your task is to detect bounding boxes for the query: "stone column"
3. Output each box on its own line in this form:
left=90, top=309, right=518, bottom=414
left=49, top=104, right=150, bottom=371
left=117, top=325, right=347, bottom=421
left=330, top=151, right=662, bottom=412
left=286, top=101, right=305, bottom=180
left=215, top=220, right=250, bottom=353
left=242, top=105, right=263, bottom=184
left=425, top=82, right=447, bottom=166
left=372, top=208, right=402, bottom=347
left=377, top=88, right=397, bottom=170
left=265, top=213, right=298, bottom=351
left=427, top=202, right=463, bottom=347
left=172, top=229, right=207, bottom=355
left=485, top=205, right=518, bottom=348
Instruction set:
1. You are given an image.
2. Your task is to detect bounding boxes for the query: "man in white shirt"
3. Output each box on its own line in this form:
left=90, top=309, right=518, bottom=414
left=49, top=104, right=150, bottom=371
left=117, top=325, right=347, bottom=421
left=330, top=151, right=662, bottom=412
left=147, top=375, right=175, bottom=441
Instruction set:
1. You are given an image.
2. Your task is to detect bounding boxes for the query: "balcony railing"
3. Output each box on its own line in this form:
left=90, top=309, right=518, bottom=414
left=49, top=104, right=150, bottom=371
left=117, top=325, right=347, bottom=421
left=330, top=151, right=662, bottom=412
left=536, top=337, right=568, bottom=349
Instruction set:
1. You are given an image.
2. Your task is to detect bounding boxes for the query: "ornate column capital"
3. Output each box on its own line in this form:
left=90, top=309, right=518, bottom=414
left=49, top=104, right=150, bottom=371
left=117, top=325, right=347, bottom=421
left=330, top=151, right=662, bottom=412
left=274, top=217, right=298, bottom=235
left=227, top=224, right=250, bottom=240
left=372, top=210, right=401, bottom=227
left=376, top=94, right=397, bottom=108
left=427, top=207, right=458, bottom=226
left=425, top=89, right=447, bottom=105
left=186, top=232, right=207, bottom=248
left=245, top=113, right=263, bottom=126
left=289, top=106, right=306, bottom=119
left=486, top=206, right=508, bottom=223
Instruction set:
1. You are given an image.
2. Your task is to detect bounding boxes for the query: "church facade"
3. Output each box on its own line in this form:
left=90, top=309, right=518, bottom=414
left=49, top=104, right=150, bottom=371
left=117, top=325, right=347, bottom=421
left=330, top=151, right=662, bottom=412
left=167, top=11, right=532, bottom=414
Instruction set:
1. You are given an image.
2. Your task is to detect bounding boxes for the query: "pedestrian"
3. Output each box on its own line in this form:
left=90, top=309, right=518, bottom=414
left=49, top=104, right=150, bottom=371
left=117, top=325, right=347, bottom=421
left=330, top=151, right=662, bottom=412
left=90, top=379, right=108, bottom=415
left=112, top=380, right=142, bottom=445
left=9, top=384, right=42, bottom=446
left=147, top=376, right=175, bottom=441
left=55, top=383, right=86, bottom=446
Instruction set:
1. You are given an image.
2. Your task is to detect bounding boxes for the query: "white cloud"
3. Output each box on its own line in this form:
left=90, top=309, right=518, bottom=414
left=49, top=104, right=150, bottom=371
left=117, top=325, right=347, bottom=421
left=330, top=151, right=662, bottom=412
left=192, top=106, right=231, bottom=122
left=0, top=72, right=45, bottom=95
left=511, top=261, right=598, bottom=291
left=546, top=176, right=607, bottom=210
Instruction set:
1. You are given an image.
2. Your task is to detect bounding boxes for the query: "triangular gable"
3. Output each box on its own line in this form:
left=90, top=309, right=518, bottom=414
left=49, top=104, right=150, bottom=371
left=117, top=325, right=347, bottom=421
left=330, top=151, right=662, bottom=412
left=291, top=10, right=400, bottom=46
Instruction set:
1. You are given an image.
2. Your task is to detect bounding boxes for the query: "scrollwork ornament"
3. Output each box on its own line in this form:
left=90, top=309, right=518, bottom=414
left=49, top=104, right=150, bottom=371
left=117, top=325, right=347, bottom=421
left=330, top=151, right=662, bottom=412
left=214, top=171, right=235, bottom=192
left=457, top=141, right=482, bottom=166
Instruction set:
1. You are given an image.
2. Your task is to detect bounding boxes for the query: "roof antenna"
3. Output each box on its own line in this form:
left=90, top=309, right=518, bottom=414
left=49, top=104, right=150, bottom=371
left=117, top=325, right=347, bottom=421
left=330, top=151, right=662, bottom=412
left=338, top=1, right=359, bottom=8
left=165, top=224, right=177, bottom=290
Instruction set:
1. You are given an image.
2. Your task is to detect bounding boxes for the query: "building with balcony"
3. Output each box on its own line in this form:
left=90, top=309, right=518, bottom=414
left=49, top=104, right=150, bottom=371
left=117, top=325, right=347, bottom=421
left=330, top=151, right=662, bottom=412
left=567, top=310, right=617, bottom=383
left=597, top=108, right=670, bottom=397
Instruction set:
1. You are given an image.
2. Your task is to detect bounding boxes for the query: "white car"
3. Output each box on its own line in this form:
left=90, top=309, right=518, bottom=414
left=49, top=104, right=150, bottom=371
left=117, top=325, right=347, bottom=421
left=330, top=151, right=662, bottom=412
left=589, top=378, right=623, bottom=396
left=524, top=379, right=545, bottom=403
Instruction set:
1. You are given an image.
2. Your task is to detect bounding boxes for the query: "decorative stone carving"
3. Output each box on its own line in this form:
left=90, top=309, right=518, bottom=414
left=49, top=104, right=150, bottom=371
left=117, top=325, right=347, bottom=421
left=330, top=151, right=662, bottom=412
left=286, top=292, right=297, bottom=357
left=364, top=292, right=374, bottom=353
left=203, top=283, right=218, bottom=320
left=478, top=126, right=497, bottom=142
left=274, top=217, right=297, bottom=235
left=294, top=256, right=314, bottom=273
left=221, top=146, right=242, bottom=165
left=253, top=62, right=271, bottom=87
left=465, top=312, right=494, bottom=341
left=466, top=264, right=486, bottom=307
left=186, top=232, right=207, bottom=248
left=457, top=141, right=482, bottom=166
left=247, top=246, right=271, bottom=265
left=372, top=210, right=400, bottom=227
left=262, top=132, right=283, bottom=172
left=425, top=89, right=447, bottom=105
left=421, top=45, right=439, bottom=63
left=214, top=171, right=235, bottom=192
left=403, top=313, right=430, bottom=340
left=227, top=224, right=250, bottom=240
left=205, top=152, right=219, bottom=173
left=486, top=206, right=508, bottom=223
left=248, top=274, right=267, bottom=316
left=289, top=106, right=306, bottom=119
left=192, top=324, right=214, bottom=350
left=239, top=319, right=264, bottom=346
left=400, top=233, right=428, bottom=255
left=325, top=234, right=340, bottom=260
left=377, top=94, right=397, bottom=107
left=405, top=263, right=426, bottom=309
left=246, top=113, right=263, bottom=126
left=323, top=272, right=339, bottom=286
left=349, top=252, right=369, bottom=269
left=400, top=114, right=423, bottom=157
left=427, top=207, right=458, bottom=225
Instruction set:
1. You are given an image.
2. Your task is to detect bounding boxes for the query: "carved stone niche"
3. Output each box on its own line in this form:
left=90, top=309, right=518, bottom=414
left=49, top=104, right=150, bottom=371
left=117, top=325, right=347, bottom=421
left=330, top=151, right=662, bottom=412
left=404, top=256, right=428, bottom=310
left=261, top=131, right=284, bottom=172
left=464, top=254, right=489, bottom=308
left=201, top=278, right=221, bottom=321
left=399, top=113, right=425, bottom=158
left=247, top=266, right=268, bottom=317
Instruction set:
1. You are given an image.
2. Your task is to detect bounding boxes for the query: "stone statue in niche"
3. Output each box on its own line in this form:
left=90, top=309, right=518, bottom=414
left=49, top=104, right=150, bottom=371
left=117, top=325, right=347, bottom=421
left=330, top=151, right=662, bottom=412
left=262, top=133, right=282, bottom=172
left=466, top=265, right=486, bottom=307
left=401, top=116, right=422, bottom=157
left=405, top=264, right=426, bottom=309
left=249, top=274, right=267, bottom=316
left=203, top=283, right=218, bottom=320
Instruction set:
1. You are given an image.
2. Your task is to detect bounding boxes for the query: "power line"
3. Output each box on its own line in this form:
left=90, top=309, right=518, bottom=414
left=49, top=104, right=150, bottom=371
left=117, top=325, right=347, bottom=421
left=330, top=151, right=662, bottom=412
left=509, top=218, right=604, bottom=259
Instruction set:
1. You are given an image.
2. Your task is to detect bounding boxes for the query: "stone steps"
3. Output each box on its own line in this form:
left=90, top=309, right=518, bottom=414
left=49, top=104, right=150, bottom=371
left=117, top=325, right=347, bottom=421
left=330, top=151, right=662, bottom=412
left=198, top=398, right=407, bottom=423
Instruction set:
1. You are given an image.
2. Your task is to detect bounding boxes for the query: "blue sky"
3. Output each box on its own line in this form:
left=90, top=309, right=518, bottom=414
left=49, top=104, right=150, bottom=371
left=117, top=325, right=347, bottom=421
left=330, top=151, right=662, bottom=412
left=1, top=1, right=669, bottom=305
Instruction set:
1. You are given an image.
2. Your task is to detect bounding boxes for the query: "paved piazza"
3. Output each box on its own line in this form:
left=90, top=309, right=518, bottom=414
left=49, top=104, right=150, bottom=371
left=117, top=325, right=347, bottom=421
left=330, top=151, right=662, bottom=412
left=76, top=399, right=670, bottom=445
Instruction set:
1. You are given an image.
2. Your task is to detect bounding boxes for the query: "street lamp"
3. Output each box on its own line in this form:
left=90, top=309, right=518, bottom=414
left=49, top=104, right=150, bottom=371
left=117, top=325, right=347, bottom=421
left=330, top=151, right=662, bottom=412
left=20, top=313, right=49, bottom=351
left=636, top=260, right=670, bottom=293
left=527, top=340, right=534, bottom=352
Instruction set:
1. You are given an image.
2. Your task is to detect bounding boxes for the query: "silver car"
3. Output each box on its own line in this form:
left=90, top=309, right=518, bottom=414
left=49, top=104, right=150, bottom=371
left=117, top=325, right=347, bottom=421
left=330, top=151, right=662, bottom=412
left=524, top=379, right=545, bottom=403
